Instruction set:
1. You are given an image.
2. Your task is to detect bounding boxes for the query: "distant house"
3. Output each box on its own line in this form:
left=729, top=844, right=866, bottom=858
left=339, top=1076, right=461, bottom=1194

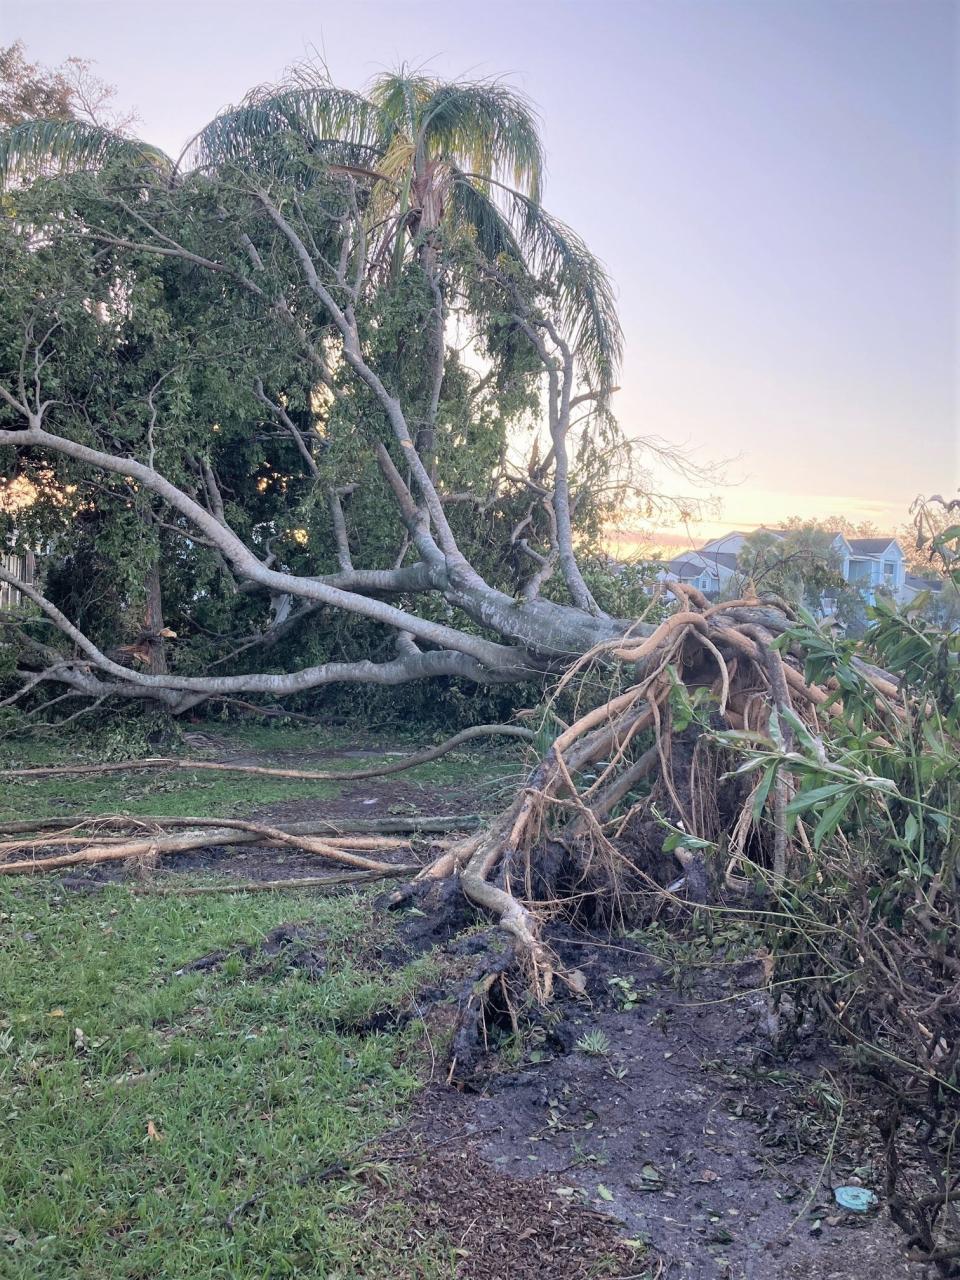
left=663, top=527, right=916, bottom=608
left=901, top=572, right=944, bottom=607
left=0, top=549, right=36, bottom=610
left=840, top=537, right=906, bottom=599
left=662, top=549, right=741, bottom=598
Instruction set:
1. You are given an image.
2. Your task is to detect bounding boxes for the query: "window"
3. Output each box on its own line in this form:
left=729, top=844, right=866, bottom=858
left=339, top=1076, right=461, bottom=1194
left=883, top=560, right=896, bottom=581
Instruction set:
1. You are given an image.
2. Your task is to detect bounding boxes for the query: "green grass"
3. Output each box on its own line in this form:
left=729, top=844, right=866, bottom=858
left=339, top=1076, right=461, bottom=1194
left=0, top=770, right=342, bottom=824
left=0, top=879, right=455, bottom=1279
left=0, top=722, right=523, bottom=824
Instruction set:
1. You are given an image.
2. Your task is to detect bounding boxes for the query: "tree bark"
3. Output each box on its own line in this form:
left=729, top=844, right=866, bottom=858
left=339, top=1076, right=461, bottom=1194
left=142, top=557, right=168, bottom=676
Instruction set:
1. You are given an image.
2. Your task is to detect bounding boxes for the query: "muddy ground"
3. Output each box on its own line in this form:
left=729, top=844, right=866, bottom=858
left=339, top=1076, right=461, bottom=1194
left=14, top=735, right=935, bottom=1277
left=388, top=915, right=923, bottom=1280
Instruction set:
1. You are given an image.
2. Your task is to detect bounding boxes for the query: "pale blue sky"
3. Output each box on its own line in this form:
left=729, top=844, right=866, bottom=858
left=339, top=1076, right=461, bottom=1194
left=3, top=0, right=957, bottom=539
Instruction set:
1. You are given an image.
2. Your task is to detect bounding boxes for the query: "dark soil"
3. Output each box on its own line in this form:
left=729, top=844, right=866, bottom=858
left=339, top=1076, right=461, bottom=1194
left=173, top=922, right=327, bottom=979
left=378, top=913, right=925, bottom=1280
left=49, top=740, right=491, bottom=886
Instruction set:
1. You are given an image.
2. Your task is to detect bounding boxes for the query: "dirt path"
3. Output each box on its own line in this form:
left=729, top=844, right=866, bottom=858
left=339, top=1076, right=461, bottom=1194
left=42, top=735, right=502, bottom=886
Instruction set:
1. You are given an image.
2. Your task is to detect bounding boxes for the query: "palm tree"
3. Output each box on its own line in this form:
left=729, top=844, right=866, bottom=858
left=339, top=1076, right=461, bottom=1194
left=0, top=63, right=620, bottom=392
left=192, top=65, right=619, bottom=390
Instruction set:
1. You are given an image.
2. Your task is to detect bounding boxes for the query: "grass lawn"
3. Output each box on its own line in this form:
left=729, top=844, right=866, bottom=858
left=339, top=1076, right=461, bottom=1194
left=0, top=722, right=522, bottom=825
left=0, top=878, right=456, bottom=1279
left=0, top=725, right=532, bottom=1277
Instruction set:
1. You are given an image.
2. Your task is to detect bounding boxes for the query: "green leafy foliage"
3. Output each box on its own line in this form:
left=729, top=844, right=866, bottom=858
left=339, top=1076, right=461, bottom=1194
left=735, top=525, right=852, bottom=613
left=724, top=602, right=960, bottom=1234
left=0, top=91, right=642, bottom=728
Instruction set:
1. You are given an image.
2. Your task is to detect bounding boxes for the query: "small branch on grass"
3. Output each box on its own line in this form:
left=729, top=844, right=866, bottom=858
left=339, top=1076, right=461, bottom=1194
left=1, top=723, right=534, bottom=782
left=0, top=831, right=411, bottom=854
left=0, top=814, right=476, bottom=837
left=0, top=816, right=424, bottom=876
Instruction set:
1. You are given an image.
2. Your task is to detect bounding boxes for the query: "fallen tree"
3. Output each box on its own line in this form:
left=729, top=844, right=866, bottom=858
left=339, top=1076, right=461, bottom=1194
left=2, top=66, right=956, bottom=1272
left=0, top=579, right=903, bottom=962
left=0, top=66, right=711, bottom=724
left=0, top=68, right=903, bottom=970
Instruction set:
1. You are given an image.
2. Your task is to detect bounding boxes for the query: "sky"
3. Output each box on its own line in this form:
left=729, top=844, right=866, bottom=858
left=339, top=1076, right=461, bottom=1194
left=4, top=0, right=958, bottom=551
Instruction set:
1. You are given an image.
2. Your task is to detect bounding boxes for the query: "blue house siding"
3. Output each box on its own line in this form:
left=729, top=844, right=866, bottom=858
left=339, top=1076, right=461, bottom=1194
left=664, top=532, right=908, bottom=612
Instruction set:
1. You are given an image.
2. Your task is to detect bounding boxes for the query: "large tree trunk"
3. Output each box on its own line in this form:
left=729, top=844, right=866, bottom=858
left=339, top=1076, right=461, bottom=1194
left=142, top=558, right=168, bottom=677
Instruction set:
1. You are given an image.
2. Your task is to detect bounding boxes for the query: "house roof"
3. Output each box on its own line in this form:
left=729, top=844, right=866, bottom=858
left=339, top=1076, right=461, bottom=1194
left=904, top=573, right=943, bottom=592
left=766, top=526, right=850, bottom=546
left=847, top=537, right=899, bottom=555
left=667, top=551, right=739, bottom=576
left=667, top=559, right=703, bottom=578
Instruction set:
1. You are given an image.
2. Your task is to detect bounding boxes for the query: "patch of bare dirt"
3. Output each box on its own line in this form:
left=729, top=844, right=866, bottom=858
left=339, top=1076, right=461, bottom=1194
left=53, top=749, right=486, bottom=888
left=389, top=921, right=925, bottom=1280
left=252, top=776, right=475, bottom=824
left=172, top=922, right=327, bottom=978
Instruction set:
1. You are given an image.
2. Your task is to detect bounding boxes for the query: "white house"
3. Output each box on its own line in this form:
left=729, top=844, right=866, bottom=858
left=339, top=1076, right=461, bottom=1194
left=662, top=549, right=741, bottom=597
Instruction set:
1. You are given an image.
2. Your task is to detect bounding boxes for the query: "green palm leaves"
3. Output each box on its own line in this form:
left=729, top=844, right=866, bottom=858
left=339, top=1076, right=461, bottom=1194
left=0, top=118, right=172, bottom=183
left=190, top=67, right=618, bottom=389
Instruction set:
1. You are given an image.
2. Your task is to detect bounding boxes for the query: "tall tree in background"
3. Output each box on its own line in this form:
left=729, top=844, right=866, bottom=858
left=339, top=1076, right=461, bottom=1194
left=0, top=42, right=76, bottom=126
left=736, top=525, right=847, bottom=608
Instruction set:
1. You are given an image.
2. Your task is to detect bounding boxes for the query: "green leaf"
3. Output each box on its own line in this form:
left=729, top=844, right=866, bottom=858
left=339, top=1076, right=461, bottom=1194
left=751, top=764, right=777, bottom=821
left=779, top=706, right=822, bottom=756
left=813, top=791, right=854, bottom=850
left=785, top=782, right=848, bottom=814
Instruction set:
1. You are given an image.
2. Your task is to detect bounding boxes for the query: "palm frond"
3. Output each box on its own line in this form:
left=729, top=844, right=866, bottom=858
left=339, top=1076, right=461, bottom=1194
left=0, top=120, right=172, bottom=189
left=185, top=79, right=389, bottom=171
left=453, top=174, right=621, bottom=392
left=422, top=81, right=543, bottom=201
left=368, top=70, right=436, bottom=137
left=512, top=192, right=622, bottom=392
left=449, top=170, right=522, bottom=261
